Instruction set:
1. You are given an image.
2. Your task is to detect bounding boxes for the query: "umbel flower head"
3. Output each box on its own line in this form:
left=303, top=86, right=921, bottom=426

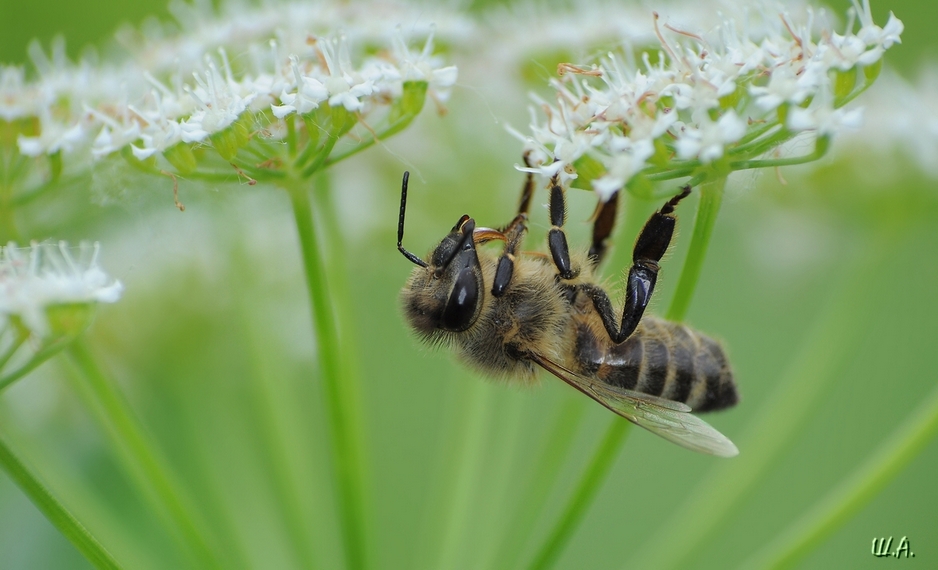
left=0, top=241, right=122, bottom=339
left=1, top=0, right=461, bottom=204
left=0, top=241, right=122, bottom=390
left=515, top=0, right=903, bottom=200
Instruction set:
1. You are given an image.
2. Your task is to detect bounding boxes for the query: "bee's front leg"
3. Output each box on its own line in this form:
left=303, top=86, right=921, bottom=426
left=491, top=214, right=527, bottom=297
left=491, top=153, right=537, bottom=297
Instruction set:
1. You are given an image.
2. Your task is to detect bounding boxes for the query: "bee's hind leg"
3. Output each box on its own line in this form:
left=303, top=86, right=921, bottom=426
left=582, top=185, right=692, bottom=343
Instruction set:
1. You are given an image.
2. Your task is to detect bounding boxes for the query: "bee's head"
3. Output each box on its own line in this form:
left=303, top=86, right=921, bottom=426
left=400, top=213, right=484, bottom=336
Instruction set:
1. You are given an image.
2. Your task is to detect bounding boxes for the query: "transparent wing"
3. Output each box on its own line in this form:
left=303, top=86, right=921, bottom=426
left=531, top=354, right=739, bottom=458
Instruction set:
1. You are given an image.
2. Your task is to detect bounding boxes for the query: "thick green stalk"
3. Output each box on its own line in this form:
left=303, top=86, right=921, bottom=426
left=525, top=420, right=631, bottom=570
left=65, top=339, right=219, bottom=569
left=746, top=383, right=938, bottom=569
left=430, top=379, right=490, bottom=570
left=311, top=170, right=371, bottom=539
left=487, top=398, right=586, bottom=570
left=628, top=231, right=896, bottom=570
left=286, top=178, right=368, bottom=570
left=0, top=433, right=122, bottom=570
left=666, top=176, right=726, bottom=321
left=233, top=273, right=319, bottom=570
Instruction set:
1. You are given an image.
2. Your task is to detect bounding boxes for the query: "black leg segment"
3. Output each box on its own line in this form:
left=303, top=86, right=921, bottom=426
left=515, top=150, right=536, bottom=220
left=588, top=190, right=619, bottom=267
left=491, top=153, right=537, bottom=297
left=546, top=173, right=578, bottom=280
left=491, top=213, right=528, bottom=297
left=585, top=185, right=692, bottom=344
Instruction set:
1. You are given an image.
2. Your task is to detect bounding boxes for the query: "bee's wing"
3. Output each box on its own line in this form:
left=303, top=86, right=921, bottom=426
left=530, top=354, right=739, bottom=458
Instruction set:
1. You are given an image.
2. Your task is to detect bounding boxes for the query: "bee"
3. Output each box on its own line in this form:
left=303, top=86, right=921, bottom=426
left=396, top=159, right=739, bottom=457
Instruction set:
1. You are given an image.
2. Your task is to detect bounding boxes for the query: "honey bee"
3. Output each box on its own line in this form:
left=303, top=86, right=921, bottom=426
left=397, top=160, right=739, bottom=457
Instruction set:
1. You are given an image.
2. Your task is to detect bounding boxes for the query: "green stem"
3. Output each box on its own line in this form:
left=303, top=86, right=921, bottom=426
left=643, top=166, right=697, bottom=182
left=285, top=115, right=297, bottom=157
left=430, top=379, right=490, bottom=570
left=487, top=399, right=586, bottom=570
left=65, top=339, right=219, bottom=569
left=525, top=420, right=631, bottom=570
left=731, top=136, right=829, bottom=171
left=0, top=433, right=122, bottom=570
left=0, top=335, right=72, bottom=393
left=733, top=121, right=782, bottom=148
left=746, top=382, right=938, bottom=569
left=628, top=231, right=896, bottom=570
left=0, top=329, right=28, bottom=371
left=293, top=130, right=323, bottom=170
left=230, top=158, right=286, bottom=181
left=300, top=136, right=340, bottom=179
left=666, top=176, right=726, bottom=321
left=311, top=170, right=371, bottom=566
left=285, top=178, right=368, bottom=570
left=322, top=114, right=417, bottom=167
left=233, top=253, right=319, bottom=570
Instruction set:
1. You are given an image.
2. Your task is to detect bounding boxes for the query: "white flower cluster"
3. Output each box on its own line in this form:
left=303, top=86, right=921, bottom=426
left=514, top=0, right=903, bottom=200
left=0, top=242, right=123, bottom=337
left=2, top=0, right=461, bottom=170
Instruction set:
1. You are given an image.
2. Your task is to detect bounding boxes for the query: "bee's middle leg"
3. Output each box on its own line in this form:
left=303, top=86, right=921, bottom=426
left=545, top=172, right=579, bottom=280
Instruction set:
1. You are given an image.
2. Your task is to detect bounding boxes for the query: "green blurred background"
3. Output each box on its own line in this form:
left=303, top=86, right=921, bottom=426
left=1, top=1, right=937, bottom=569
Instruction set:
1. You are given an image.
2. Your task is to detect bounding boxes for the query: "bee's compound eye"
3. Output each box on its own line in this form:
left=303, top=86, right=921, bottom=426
left=440, top=267, right=479, bottom=332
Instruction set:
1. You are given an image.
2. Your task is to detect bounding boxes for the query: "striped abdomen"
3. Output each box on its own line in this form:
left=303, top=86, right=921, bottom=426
left=573, top=317, right=738, bottom=412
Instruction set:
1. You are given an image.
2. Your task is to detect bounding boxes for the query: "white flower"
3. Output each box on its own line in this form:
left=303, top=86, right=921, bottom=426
left=392, top=27, right=458, bottom=100
left=751, top=66, right=812, bottom=111
left=16, top=106, right=86, bottom=157
left=0, top=242, right=123, bottom=338
left=593, top=138, right=655, bottom=201
left=129, top=92, right=187, bottom=160
left=87, top=104, right=142, bottom=159
left=319, top=36, right=376, bottom=112
left=271, top=56, right=329, bottom=118
left=853, top=0, right=903, bottom=50
left=0, top=66, right=40, bottom=121
left=181, top=60, right=256, bottom=143
left=675, top=110, right=746, bottom=162
left=788, top=86, right=864, bottom=136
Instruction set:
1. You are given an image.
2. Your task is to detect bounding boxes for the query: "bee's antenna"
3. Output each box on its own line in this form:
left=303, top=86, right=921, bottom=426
left=398, top=171, right=429, bottom=268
